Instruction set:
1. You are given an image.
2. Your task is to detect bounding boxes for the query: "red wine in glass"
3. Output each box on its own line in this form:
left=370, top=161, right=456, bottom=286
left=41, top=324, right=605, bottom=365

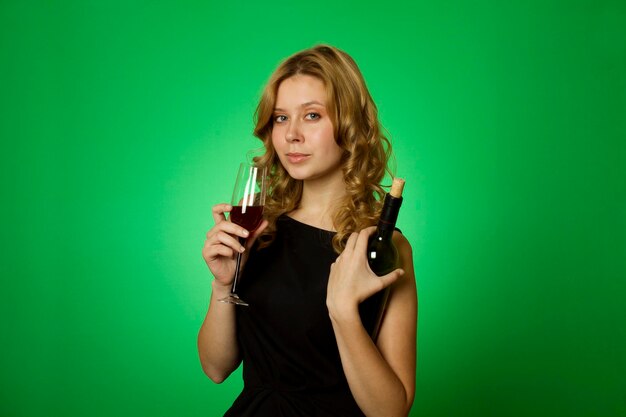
left=229, top=205, right=264, bottom=233
left=218, top=163, right=267, bottom=306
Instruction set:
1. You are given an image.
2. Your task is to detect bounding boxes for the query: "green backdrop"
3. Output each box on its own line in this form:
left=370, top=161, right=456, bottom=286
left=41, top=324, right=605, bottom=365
left=1, top=1, right=624, bottom=416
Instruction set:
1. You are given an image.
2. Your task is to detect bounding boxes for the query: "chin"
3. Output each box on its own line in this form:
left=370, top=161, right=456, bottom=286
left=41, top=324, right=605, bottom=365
left=284, top=169, right=309, bottom=181
left=279, top=162, right=306, bottom=179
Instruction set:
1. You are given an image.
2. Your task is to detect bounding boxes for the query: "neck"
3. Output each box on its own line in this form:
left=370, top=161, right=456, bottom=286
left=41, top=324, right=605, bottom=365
left=290, top=171, right=347, bottom=231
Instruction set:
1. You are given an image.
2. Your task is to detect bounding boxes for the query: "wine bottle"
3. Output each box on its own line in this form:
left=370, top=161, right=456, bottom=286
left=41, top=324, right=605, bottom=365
left=359, top=178, right=405, bottom=340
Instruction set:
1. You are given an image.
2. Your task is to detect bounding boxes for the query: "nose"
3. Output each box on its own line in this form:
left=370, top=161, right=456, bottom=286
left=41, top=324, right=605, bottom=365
left=285, top=120, right=302, bottom=143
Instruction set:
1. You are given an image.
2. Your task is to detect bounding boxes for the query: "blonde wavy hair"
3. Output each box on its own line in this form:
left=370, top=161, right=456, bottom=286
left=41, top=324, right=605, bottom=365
left=253, top=44, right=393, bottom=253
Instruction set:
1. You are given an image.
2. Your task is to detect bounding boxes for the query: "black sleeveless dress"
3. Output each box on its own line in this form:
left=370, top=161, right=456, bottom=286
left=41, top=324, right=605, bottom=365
left=223, top=215, right=368, bottom=417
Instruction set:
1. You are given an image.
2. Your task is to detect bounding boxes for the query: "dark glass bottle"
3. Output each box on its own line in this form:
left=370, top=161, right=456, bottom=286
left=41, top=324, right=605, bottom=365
left=359, top=178, right=405, bottom=340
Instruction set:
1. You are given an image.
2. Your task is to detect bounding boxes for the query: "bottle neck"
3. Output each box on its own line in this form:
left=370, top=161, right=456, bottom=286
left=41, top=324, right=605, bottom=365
left=377, top=193, right=403, bottom=238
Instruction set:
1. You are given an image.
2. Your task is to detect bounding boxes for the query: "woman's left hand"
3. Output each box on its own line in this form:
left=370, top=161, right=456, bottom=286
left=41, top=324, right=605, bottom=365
left=326, top=226, right=405, bottom=319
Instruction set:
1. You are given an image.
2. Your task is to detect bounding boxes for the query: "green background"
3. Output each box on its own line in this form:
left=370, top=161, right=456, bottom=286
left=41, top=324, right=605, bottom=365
left=1, top=1, right=624, bottom=416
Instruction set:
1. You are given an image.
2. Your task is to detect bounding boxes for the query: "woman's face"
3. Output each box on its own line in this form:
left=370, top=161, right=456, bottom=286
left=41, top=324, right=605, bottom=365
left=271, top=75, right=344, bottom=183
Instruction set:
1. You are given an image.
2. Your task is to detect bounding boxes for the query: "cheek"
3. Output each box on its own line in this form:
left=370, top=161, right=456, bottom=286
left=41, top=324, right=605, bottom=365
left=270, top=131, right=287, bottom=163
left=271, top=128, right=281, bottom=149
left=320, top=126, right=341, bottom=154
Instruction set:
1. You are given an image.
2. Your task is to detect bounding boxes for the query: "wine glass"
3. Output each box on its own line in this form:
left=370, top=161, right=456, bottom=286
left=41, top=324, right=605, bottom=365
left=218, top=162, right=267, bottom=306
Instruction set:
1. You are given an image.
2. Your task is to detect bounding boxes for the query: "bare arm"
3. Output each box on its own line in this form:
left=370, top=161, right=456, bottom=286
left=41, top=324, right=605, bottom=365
left=327, top=228, right=417, bottom=416
left=197, top=203, right=268, bottom=383
left=197, top=281, right=240, bottom=383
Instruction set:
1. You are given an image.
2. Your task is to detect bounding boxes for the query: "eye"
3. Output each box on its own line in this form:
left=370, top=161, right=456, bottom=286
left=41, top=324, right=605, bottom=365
left=305, top=112, right=320, bottom=120
left=274, top=115, right=287, bottom=123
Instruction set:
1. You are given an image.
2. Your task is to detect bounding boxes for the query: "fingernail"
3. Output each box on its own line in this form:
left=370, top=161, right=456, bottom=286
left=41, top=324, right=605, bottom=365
left=239, top=246, right=245, bottom=253
left=242, top=229, right=249, bottom=237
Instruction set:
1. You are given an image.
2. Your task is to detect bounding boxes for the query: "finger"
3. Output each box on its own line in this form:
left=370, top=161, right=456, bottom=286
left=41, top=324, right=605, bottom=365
left=207, top=221, right=250, bottom=240
left=214, top=245, right=236, bottom=259
left=212, top=203, right=232, bottom=223
left=342, top=232, right=359, bottom=254
left=215, top=231, right=246, bottom=253
left=202, top=243, right=235, bottom=262
left=377, top=268, right=405, bottom=291
left=355, top=226, right=377, bottom=253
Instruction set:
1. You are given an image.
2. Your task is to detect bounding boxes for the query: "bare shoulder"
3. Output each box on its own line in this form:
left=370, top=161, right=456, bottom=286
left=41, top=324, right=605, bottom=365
left=392, top=230, right=411, bottom=248
left=375, top=230, right=417, bottom=400
left=392, top=231, right=414, bottom=268
left=383, top=231, right=415, bottom=303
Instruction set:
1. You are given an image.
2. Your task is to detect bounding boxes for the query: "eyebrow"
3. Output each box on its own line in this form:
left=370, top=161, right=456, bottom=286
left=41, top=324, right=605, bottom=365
left=273, top=101, right=326, bottom=112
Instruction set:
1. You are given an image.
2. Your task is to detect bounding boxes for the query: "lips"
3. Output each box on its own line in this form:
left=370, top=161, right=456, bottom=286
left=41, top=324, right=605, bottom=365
left=286, top=153, right=311, bottom=164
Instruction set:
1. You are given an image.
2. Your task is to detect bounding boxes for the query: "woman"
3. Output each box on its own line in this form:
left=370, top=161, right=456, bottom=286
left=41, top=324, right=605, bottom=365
left=198, top=45, right=417, bottom=417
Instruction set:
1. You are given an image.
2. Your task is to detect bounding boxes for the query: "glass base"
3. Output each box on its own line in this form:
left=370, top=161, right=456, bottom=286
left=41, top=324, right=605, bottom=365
left=218, top=293, right=249, bottom=307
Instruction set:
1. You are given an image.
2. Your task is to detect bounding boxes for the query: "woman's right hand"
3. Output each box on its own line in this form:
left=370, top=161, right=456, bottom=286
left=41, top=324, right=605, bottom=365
left=202, top=203, right=268, bottom=288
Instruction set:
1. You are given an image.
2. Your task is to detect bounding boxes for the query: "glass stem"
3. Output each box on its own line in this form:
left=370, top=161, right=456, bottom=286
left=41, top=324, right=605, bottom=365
left=230, top=237, right=246, bottom=294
